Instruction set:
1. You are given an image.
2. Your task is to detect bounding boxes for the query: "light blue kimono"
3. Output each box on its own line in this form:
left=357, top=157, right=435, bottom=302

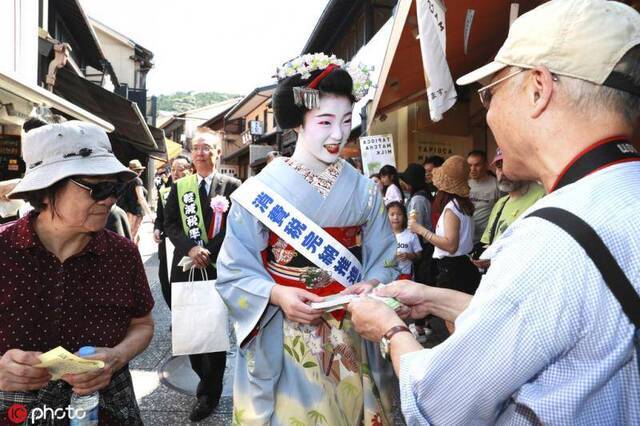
left=217, top=158, right=398, bottom=425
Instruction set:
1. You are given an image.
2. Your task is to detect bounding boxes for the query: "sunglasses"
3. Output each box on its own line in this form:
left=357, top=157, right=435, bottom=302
left=70, top=179, right=125, bottom=201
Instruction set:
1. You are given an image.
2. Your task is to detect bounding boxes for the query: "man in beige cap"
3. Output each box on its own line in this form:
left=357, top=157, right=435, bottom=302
left=348, top=0, right=640, bottom=423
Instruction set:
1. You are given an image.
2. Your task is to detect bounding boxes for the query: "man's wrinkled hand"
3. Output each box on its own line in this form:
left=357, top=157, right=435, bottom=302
left=188, top=246, right=211, bottom=269
left=375, top=280, right=432, bottom=320
left=62, top=347, right=123, bottom=396
left=0, top=349, right=50, bottom=392
left=347, top=298, right=404, bottom=342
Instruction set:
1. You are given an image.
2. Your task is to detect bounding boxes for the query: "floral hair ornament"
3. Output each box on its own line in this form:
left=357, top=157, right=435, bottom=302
left=276, top=52, right=375, bottom=109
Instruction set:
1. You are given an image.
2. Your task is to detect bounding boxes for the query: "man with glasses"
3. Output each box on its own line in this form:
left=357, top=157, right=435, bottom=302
left=163, top=127, right=240, bottom=421
left=347, top=0, right=640, bottom=423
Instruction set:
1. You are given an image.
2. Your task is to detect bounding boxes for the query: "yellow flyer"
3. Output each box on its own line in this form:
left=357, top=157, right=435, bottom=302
left=35, top=346, right=104, bottom=380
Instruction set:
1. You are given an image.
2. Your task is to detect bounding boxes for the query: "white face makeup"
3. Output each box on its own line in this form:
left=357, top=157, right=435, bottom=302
left=294, top=94, right=353, bottom=170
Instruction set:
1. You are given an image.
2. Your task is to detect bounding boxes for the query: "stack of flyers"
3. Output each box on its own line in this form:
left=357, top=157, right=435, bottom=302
left=309, top=293, right=404, bottom=312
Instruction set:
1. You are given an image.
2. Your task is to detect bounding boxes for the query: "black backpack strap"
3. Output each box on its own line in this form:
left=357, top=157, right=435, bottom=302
left=528, top=207, right=640, bottom=376
left=527, top=207, right=640, bottom=328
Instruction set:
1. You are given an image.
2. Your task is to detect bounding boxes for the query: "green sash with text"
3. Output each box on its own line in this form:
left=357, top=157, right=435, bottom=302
left=176, top=174, right=208, bottom=244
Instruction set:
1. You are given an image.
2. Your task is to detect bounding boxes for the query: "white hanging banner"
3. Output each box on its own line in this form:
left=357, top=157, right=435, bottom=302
left=416, top=0, right=457, bottom=122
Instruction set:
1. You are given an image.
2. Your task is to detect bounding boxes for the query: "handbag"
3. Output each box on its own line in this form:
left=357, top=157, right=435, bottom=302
left=171, top=267, right=230, bottom=356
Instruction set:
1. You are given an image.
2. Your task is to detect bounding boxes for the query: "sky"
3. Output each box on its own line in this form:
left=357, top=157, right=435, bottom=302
left=80, top=0, right=330, bottom=96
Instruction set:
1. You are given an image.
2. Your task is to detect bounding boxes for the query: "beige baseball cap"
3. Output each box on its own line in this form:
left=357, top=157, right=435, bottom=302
left=457, top=0, right=640, bottom=93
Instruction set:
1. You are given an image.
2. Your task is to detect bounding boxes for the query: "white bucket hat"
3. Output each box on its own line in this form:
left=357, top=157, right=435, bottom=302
left=457, top=0, right=640, bottom=93
left=8, top=120, right=136, bottom=199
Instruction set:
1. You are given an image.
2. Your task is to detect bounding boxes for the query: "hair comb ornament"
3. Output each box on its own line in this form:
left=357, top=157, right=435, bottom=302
left=292, top=87, right=320, bottom=110
left=276, top=53, right=375, bottom=109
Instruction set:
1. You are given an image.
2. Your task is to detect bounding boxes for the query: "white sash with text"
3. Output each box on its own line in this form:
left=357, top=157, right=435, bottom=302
left=232, top=179, right=363, bottom=288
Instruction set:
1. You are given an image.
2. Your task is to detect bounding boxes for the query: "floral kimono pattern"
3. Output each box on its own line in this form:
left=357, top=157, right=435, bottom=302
left=217, top=158, right=399, bottom=425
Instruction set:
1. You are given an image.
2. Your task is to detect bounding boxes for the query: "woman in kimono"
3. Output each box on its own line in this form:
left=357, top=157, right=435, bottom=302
left=217, top=54, right=398, bottom=425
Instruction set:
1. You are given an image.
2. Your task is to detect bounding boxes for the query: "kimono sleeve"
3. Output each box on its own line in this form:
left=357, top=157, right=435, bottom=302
left=361, top=181, right=398, bottom=284
left=216, top=200, right=278, bottom=344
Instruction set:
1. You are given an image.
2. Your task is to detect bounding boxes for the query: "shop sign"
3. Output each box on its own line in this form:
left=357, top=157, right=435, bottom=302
left=415, top=134, right=473, bottom=163
left=359, top=134, right=395, bottom=175
left=219, top=164, right=239, bottom=178
left=249, top=120, right=264, bottom=136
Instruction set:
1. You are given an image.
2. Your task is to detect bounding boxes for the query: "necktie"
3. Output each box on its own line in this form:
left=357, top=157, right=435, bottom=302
left=199, top=179, right=213, bottom=233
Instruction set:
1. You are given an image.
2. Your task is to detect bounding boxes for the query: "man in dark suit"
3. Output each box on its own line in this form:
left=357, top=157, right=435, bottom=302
left=163, top=128, right=240, bottom=422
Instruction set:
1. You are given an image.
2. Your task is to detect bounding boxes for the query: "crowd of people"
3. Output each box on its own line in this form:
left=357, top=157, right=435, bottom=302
left=0, top=0, right=638, bottom=424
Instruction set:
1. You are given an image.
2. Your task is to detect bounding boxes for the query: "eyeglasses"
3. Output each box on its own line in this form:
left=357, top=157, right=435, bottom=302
left=477, top=69, right=526, bottom=109
left=478, top=69, right=560, bottom=109
left=71, top=179, right=125, bottom=201
left=192, top=145, right=212, bottom=153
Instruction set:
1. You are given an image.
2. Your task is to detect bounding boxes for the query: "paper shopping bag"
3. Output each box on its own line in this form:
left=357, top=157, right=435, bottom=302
left=171, top=271, right=230, bottom=355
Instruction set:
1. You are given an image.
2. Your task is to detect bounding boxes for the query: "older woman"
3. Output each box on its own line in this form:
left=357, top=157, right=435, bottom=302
left=0, top=119, right=154, bottom=424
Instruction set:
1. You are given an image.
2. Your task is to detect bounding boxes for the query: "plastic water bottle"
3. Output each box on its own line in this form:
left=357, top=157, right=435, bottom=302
left=69, top=346, right=99, bottom=425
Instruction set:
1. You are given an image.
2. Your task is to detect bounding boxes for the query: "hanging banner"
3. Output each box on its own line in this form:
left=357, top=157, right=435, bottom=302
left=464, top=9, right=475, bottom=55
left=416, top=0, right=457, bottom=122
left=359, top=134, right=395, bottom=176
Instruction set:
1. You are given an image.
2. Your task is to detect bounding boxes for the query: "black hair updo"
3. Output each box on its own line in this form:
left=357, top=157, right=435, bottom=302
left=272, top=67, right=354, bottom=130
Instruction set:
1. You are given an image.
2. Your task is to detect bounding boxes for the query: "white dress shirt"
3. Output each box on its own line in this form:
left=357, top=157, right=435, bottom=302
left=197, top=173, right=214, bottom=196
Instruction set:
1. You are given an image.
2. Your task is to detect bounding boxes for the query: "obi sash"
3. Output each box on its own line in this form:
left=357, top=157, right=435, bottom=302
left=262, top=226, right=362, bottom=320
